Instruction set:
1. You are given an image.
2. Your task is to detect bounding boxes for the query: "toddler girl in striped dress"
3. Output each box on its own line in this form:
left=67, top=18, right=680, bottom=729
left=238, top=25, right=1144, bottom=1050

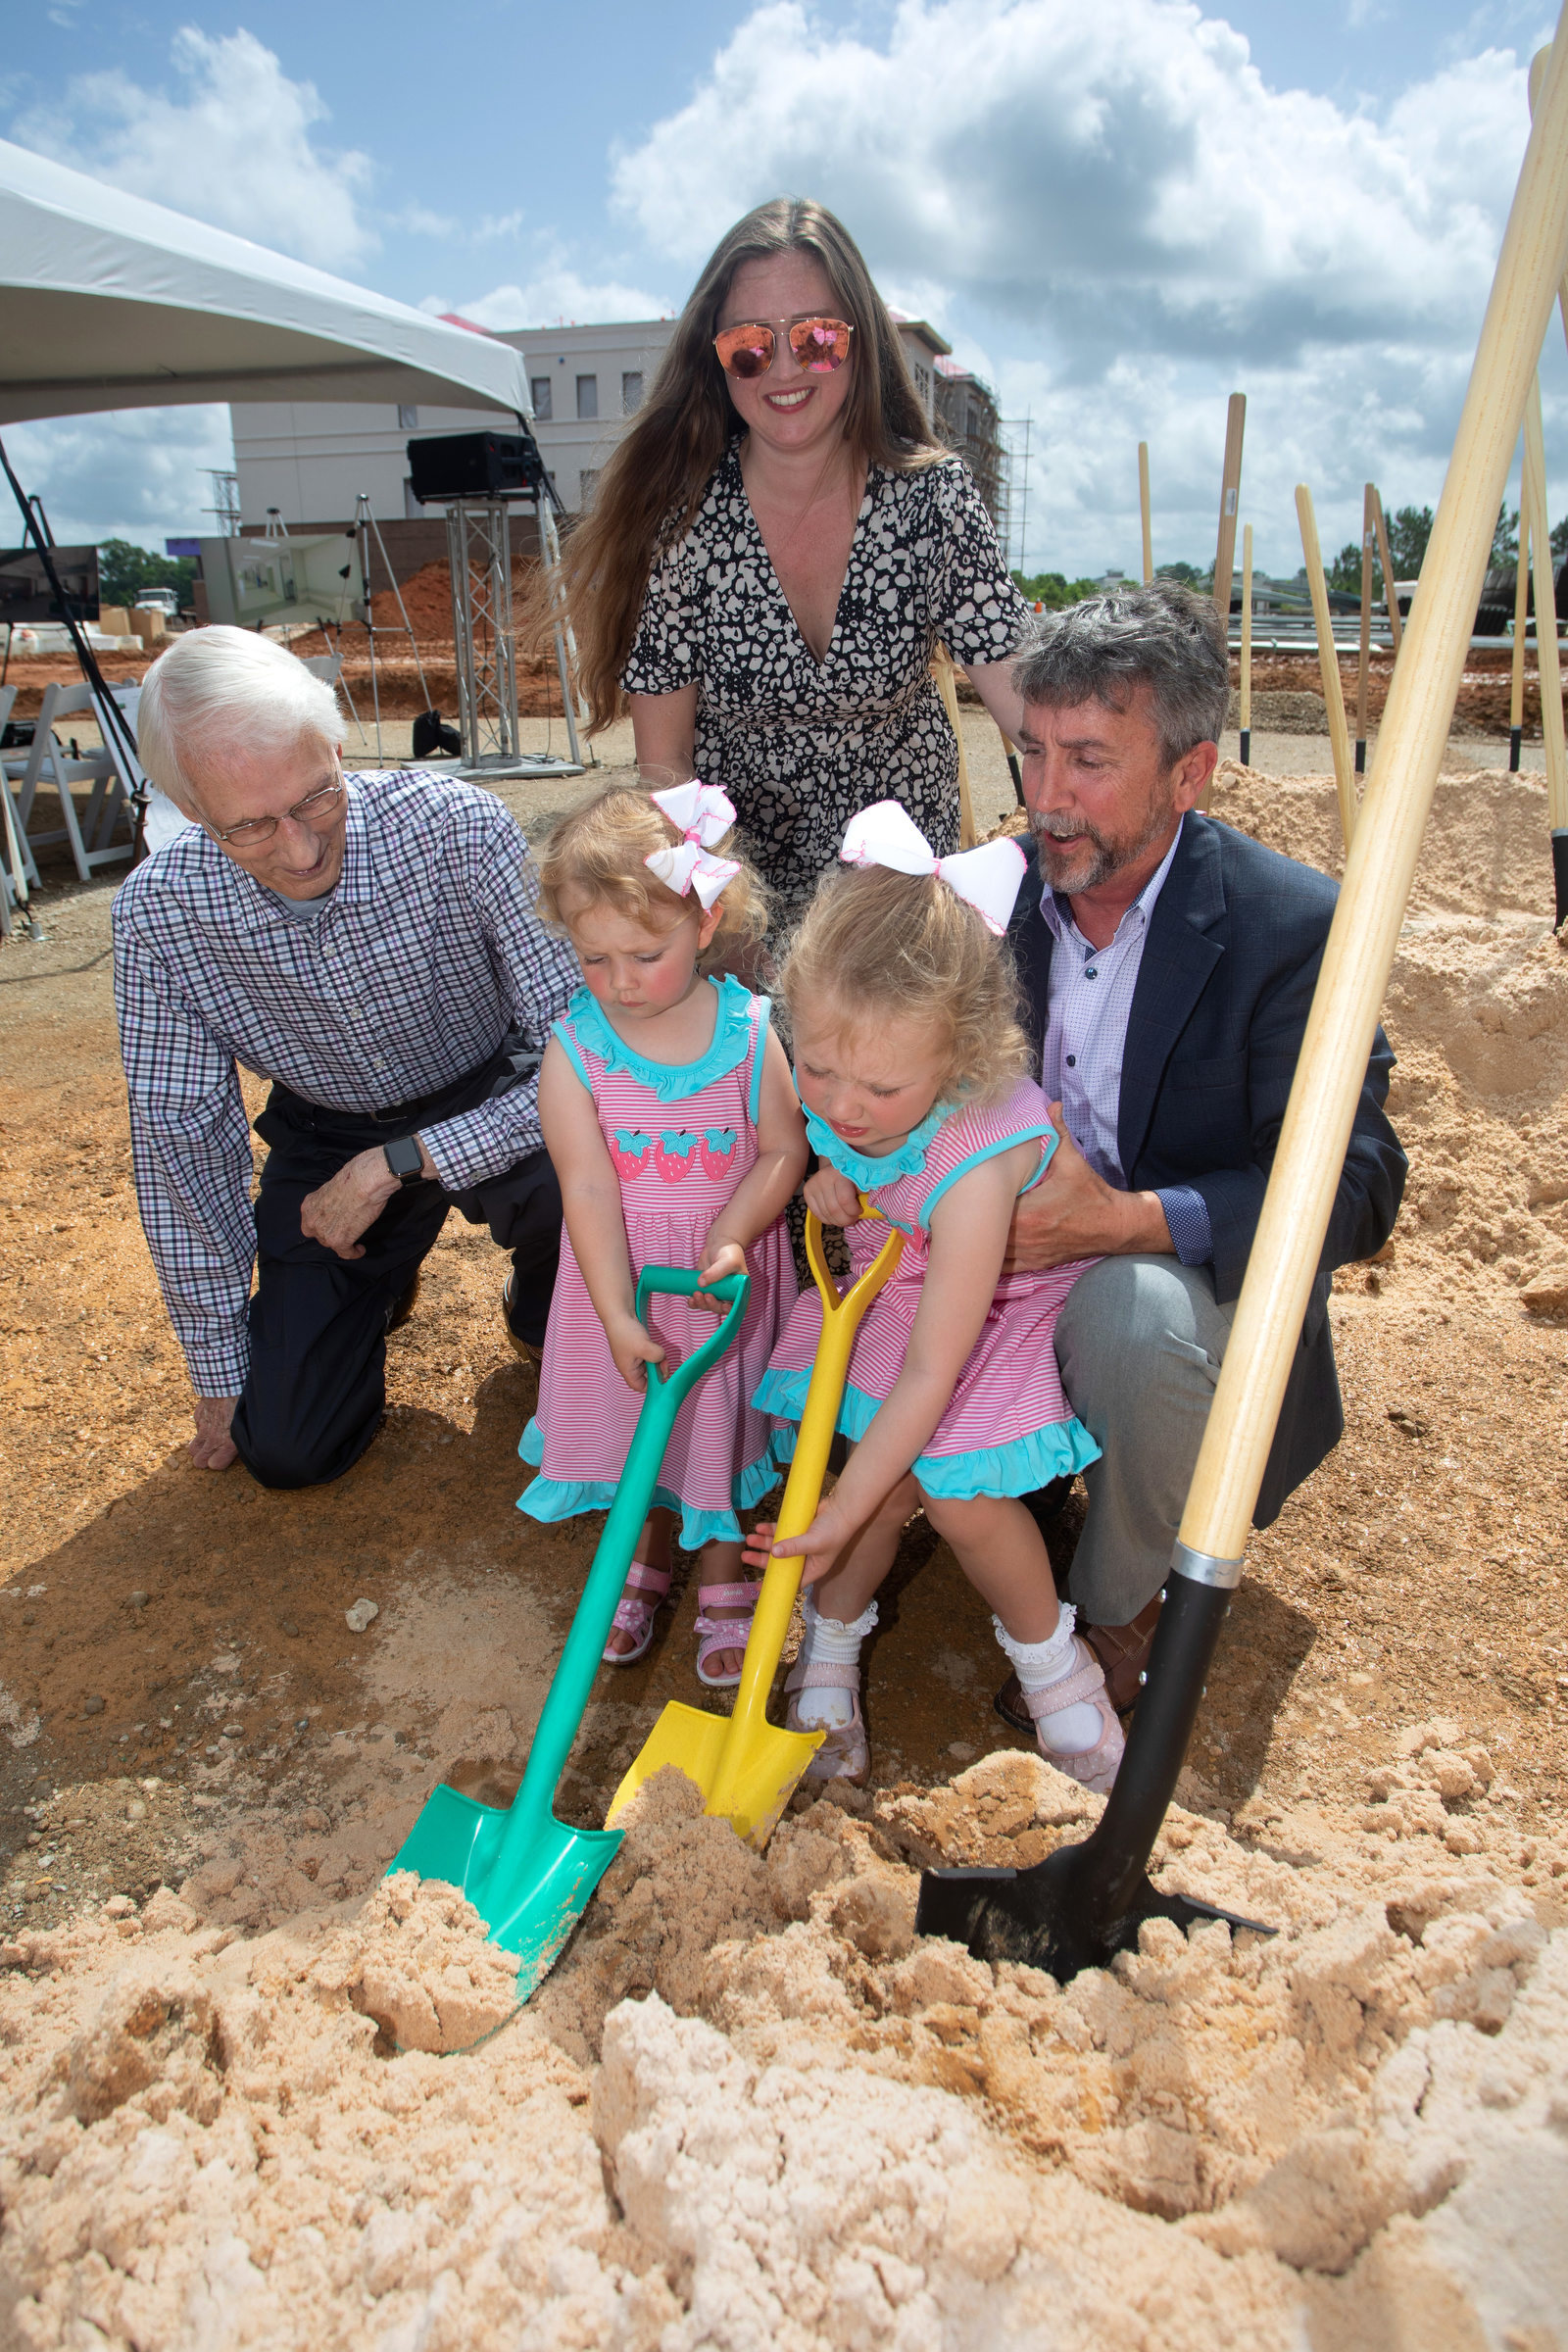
left=519, top=782, right=806, bottom=1685
left=751, top=802, right=1122, bottom=1791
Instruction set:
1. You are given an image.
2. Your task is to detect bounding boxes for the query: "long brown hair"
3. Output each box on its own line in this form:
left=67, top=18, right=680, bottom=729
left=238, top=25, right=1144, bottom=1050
left=527, top=197, right=947, bottom=731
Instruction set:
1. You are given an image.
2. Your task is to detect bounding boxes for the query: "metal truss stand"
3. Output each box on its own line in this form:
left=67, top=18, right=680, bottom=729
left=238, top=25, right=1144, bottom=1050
left=445, top=497, right=583, bottom=783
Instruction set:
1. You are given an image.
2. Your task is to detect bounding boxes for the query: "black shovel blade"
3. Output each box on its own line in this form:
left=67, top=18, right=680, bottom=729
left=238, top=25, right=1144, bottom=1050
left=914, top=1836, right=1273, bottom=1980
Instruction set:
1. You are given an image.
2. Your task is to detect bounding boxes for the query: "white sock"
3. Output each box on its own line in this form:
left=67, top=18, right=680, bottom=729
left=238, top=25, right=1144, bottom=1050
left=795, top=1593, right=877, bottom=1730
left=994, top=1608, right=1104, bottom=1755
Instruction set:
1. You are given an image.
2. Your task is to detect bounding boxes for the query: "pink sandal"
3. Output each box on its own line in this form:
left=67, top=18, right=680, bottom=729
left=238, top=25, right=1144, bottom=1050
left=603, top=1559, right=671, bottom=1666
left=1017, top=1637, right=1125, bottom=1794
left=783, top=1656, right=870, bottom=1786
left=694, top=1580, right=761, bottom=1690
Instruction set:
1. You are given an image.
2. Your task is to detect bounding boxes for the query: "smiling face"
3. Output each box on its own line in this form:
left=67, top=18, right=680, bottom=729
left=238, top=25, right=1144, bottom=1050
left=183, top=732, right=347, bottom=900
left=1015, top=682, right=1210, bottom=900
left=562, top=892, right=720, bottom=1023
left=717, top=250, right=856, bottom=458
left=791, top=995, right=952, bottom=1156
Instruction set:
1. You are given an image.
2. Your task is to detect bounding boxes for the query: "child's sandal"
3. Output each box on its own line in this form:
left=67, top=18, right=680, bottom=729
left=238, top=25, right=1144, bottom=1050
left=694, top=1580, right=761, bottom=1689
left=783, top=1658, right=870, bottom=1787
left=602, top=1559, right=671, bottom=1666
left=1018, top=1637, right=1125, bottom=1795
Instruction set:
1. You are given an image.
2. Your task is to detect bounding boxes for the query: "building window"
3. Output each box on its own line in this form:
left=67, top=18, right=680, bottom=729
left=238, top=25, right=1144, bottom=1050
left=621, top=370, right=644, bottom=415
left=530, top=376, right=553, bottom=421
left=576, top=374, right=598, bottom=420
left=397, top=404, right=418, bottom=430
left=578, top=468, right=600, bottom=508
left=913, top=365, right=931, bottom=415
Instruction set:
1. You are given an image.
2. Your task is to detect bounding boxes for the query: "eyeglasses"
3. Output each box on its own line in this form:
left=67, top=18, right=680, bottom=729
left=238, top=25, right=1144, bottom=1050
left=205, top=775, right=345, bottom=848
left=713, top=316, right=855, bottom=380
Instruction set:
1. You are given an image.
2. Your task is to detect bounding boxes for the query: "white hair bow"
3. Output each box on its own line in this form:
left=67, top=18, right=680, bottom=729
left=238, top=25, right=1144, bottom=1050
left=840, top=800, right=1027, bottom=934
left=646, top=780, right=742, bottom=911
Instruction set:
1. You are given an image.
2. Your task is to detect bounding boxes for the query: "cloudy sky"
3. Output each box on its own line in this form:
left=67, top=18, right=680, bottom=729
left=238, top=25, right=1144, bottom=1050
left=4, top=0, right=1564, bottom=578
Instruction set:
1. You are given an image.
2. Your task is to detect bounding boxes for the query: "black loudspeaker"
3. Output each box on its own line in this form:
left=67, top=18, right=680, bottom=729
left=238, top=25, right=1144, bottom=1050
left=406, top=430, right=548, bottom=503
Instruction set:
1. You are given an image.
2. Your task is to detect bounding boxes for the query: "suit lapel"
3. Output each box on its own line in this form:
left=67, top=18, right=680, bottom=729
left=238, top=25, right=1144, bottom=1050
left=1117, top=817, right=1227, bottom=1179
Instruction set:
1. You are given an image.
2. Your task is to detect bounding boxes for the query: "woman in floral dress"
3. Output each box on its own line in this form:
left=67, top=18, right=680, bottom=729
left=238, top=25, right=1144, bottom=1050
left=538, top=197, right=1030, bottom=915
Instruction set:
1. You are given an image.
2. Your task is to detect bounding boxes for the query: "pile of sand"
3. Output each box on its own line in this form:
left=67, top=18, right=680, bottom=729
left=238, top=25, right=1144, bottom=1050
left=3, top=1749, right=1564, bottom=2347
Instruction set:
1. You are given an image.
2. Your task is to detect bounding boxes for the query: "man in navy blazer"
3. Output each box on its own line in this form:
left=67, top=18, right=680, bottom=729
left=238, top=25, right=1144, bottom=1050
left=997, top=581, right=1406, bottom=1724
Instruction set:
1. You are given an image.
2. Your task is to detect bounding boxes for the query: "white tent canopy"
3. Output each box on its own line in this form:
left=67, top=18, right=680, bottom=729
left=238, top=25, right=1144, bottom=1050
left=0, top=139, right=529, bottom=426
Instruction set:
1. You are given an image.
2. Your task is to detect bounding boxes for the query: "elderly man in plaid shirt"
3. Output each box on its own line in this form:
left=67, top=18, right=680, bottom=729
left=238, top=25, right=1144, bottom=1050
left=113, top=627, right=578, bottom=1489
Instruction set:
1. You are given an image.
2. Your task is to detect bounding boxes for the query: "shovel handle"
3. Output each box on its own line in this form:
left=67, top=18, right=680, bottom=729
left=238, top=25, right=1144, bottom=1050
left=716, top=1210, right=906, bottom=1779
left=633, top=1265, right=751, bottom=1411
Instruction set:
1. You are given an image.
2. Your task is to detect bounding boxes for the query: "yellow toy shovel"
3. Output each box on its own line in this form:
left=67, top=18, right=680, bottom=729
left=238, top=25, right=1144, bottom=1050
left=606, top=1203, right=905, bottom=1848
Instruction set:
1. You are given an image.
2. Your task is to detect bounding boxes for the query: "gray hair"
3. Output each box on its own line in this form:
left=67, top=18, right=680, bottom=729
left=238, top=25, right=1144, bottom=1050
left=137, top=625, right=344, bottom=810
left=1012, top=580, right=1229, bottom=766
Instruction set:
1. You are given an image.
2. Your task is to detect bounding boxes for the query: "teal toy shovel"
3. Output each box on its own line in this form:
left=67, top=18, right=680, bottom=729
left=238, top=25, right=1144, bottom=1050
left=389, top=1265, right=751, bottom=1999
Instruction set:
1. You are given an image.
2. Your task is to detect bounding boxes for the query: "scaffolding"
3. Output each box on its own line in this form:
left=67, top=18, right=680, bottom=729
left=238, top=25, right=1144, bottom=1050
left=934, top=362, right=1008, bottom=534
left=442, top=493, right=584, bottom=781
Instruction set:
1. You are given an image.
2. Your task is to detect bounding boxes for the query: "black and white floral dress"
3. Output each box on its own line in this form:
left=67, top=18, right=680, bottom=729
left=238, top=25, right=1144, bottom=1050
left=622, top=444, right=1029, bottom=914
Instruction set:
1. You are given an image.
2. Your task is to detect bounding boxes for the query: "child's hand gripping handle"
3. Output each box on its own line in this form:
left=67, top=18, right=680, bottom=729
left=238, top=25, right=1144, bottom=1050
left=734, top=1204, right=906, bottom=1736
left=632, top=1265, right=751, bottom=1415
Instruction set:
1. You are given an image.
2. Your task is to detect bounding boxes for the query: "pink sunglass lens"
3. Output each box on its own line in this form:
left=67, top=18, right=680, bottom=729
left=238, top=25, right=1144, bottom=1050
left=789, top=319, right=851, bottom=370
left=717, top=327, right=774, bottom=377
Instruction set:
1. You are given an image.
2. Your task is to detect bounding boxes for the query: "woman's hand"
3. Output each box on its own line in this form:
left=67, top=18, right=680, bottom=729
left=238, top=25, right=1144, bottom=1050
left=693, top=1236, right=747, bottom=1312
left=605, top=1311, right=666, bottom=1393
left=804, top=1165, right=861, bottom=1226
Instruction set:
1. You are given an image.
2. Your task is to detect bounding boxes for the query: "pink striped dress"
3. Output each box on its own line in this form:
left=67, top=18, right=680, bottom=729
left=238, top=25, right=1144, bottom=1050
left=756, top=1078, right=1100, bottom=1496
left=518, top=975, right=795, bottom=1549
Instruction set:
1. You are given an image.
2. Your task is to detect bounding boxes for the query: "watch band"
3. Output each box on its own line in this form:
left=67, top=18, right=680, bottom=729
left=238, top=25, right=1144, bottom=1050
left=383, top=1135, right=425, bottom=1186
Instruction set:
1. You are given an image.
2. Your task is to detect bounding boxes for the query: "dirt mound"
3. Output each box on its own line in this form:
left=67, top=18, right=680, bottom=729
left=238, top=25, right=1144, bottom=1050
left=2, top=1750, right=1564, bottom=2347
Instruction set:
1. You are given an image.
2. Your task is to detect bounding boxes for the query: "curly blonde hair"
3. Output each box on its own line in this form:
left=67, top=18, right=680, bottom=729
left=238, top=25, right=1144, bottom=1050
left=537, top=783, right=768, bottom=972
left=778, top=864, right=1030, bottom=1105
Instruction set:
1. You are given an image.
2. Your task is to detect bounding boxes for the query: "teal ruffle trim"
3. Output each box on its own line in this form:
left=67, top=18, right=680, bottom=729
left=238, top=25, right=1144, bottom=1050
left=515, top=1418, right=782, bottom=1551
left=753, top=1367, right=1101, bottom=1499
left=800, top=1098, right=948, bottom=1189
left=559, top=973, right=754, bottom=1102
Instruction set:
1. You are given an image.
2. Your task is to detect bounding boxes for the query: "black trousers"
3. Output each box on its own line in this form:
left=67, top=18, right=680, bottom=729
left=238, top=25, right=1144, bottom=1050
left=229, top=1055, right=561, bottom=1492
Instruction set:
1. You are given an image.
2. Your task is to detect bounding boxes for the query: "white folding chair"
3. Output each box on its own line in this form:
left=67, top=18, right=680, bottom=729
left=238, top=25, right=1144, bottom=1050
left=0, top=684, right=43, bottom=938
left=13, top=681, right=136, bottom=882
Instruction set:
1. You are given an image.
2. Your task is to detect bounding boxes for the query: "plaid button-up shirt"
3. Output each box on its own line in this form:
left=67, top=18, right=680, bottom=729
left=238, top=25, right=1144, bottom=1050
left=112, top=769, right=579, bottom=1396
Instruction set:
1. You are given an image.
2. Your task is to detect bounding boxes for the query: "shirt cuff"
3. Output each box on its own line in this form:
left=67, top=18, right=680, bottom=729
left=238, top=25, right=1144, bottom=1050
left=1155, top=1186, right=1213, bottom=1267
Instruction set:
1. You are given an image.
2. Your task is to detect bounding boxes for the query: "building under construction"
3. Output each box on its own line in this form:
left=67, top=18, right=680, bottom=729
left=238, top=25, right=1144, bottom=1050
left=934, top=358, right=1008, bottom=537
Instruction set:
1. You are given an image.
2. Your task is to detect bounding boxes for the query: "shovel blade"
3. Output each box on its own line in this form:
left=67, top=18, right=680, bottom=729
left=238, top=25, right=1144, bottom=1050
left=914, top=1840, right=1272, bottom=1982
left=390, top=1783, right=622, bottom=2000
left=607, top=1701, right=824, bottom=1849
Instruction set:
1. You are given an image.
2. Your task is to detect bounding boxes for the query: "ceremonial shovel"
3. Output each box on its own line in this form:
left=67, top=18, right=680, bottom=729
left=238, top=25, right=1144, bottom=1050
left=918, top=22, right=1568, bottom=1971
left=389, top=1266, right=750, bottom=1998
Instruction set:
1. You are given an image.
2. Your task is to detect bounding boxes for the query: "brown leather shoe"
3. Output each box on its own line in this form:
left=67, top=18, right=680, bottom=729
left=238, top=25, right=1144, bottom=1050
left=1081, top=1592, right=1164, bottom=1713
left=992, top=1592, right=1165, bottom=1732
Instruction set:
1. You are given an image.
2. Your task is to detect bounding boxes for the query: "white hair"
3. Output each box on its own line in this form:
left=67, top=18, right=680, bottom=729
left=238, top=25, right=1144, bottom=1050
left=136, top=625, right=344, bottom=810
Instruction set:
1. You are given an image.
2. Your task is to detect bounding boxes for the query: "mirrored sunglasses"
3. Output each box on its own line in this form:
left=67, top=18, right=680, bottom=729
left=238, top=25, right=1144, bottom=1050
left=713, top=317, right=855, bottom=379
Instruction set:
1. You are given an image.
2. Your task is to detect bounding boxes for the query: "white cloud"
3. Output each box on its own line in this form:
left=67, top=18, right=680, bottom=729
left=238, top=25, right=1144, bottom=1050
left=14, top=28, right=373, bottom=271
left=609, top=0, right=1544, bottom=571
left=424, top=253, right=671, bottom=330
left=4, top=406, right=234, bottom=550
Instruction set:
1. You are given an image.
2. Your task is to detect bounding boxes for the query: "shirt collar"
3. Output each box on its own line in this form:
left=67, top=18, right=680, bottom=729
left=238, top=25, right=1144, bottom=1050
left=1038, top=814, right=1185, bottom=951
left=181, top=777, right=372, bottom=930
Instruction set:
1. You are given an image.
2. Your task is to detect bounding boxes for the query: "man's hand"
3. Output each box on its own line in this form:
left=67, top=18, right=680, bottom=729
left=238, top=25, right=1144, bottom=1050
left=1004, top=1103, right=1173, bottom=1271
left=299, top=1145, right=404, bottom=1260
left=804, top=1165, right=861, bottom=1226
left=190, top=1394, right=238, bottom=1471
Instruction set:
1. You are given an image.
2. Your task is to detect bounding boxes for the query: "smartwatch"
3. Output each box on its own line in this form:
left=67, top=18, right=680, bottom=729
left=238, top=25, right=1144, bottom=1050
left=383, top=1135, right=425, bottom=1186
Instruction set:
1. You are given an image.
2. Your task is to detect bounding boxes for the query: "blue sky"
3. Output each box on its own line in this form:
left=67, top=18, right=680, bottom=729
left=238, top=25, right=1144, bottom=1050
left=3, top=0, right=1562, bottom=576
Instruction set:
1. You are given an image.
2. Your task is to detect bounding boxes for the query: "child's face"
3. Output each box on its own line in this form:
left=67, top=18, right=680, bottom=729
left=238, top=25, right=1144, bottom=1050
left=791, top=998, right=951, bottom=1154
left=564, top=895, right=718, bottom=1020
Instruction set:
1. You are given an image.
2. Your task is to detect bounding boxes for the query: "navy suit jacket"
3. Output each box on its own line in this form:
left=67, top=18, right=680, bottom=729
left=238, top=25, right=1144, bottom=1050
left=1007, top=812, right=1407, bottom=1525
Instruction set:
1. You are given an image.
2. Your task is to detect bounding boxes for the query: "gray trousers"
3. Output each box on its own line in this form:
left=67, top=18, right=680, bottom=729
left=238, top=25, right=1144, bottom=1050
left=1054, top=1255, right=1236, bottom=1627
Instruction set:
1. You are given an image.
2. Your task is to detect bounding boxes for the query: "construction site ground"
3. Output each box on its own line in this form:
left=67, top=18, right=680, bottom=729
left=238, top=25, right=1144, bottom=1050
left=2, top=712, right=1566, bottom=2347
